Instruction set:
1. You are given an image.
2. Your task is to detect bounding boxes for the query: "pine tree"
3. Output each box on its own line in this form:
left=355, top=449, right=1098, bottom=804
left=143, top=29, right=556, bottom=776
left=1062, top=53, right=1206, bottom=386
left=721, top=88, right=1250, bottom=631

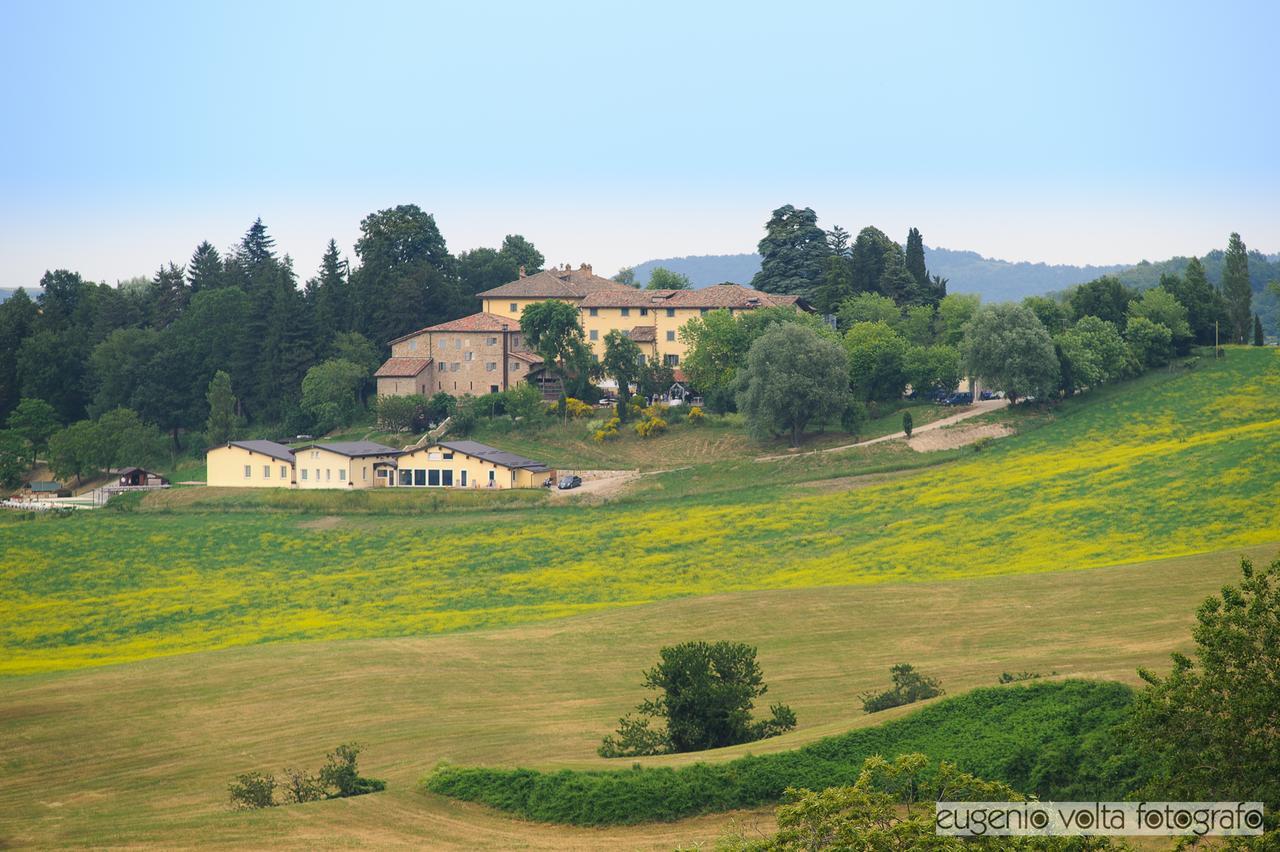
left=826, top=225, right=851, bottom=258
left=205, top=370, right=240, bottom=444
left=878, top=244, right=918, bottom=305
left=239, top=218, right=276, bottom=270
left=187, top=241, right=223, bottom=292
left=307, top=239, right=350, bottom=345
left=1254, top=313, right=1265, bottom=346
left=1221, top=232, right=1252, bottom=343
left=749, top=205, right=832, bottom=299
left=151, top=262, right=188, bottom=328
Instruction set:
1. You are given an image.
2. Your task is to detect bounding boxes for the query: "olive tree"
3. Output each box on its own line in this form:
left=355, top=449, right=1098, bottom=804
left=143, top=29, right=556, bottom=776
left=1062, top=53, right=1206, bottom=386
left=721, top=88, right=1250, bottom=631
left=735, top=323, right=850, bottom=447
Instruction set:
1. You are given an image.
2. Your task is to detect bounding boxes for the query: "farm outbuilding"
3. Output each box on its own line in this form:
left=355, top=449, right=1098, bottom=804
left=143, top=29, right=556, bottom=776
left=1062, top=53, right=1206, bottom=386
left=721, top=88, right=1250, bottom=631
left=111, top=467, right=169, bottom=487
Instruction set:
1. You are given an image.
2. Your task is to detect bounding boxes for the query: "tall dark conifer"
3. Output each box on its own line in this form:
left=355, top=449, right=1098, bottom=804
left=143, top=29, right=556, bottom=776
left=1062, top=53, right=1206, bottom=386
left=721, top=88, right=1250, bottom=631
left=749, top=205, right=832, bottom=300
left=151, top=262, right=188, bottom=328
left=187, top=241, right=223, bottom=292
left=1221, top=232, right=1252, bottom=343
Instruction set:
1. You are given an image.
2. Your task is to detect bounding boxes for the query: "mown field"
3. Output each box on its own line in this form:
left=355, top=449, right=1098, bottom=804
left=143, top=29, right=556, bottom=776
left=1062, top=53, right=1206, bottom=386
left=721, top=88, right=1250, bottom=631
left=0, top=545, right=1267, bottom=849
left=2, top=347, right=1278, bottom=676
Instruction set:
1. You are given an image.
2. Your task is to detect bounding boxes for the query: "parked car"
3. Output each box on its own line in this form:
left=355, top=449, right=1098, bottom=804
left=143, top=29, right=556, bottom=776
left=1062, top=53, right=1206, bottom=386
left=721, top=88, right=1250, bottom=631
left=557, top=475, right=582, bottom=490
left=294, top=434, right=314, bottom=441
left=597, top=396, right=617, bottom=407
left=979, top=390, right=997, bottom=401
left=941, top=392, right=973, bottom=406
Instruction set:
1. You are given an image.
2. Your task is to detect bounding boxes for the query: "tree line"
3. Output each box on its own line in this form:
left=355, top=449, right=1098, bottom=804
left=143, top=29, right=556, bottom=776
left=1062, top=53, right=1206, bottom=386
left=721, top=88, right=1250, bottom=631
left=677, top=215, right=1262, bottom=446
left=0, top=206, right=546, bottom=483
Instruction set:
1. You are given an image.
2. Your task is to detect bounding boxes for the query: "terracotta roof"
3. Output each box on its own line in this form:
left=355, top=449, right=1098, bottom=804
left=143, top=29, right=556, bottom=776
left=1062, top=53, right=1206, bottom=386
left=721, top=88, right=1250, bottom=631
left=375, top=357, right=433, bottom=378
left=628, top=325, right=657, bottom=343
left=477, top=265, right=635, bottom=300
left=509, top=350, right=542, bottom=364
left=578, top=283, right=808, bottom=310
left=419, top=311, right=523, bottom=333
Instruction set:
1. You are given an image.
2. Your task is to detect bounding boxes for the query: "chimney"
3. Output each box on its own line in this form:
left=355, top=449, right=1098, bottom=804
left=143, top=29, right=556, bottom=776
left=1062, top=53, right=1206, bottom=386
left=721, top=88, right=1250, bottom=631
left=580, top=263, right=592, bottom=274
left=518, top=265, right=526, bottom=278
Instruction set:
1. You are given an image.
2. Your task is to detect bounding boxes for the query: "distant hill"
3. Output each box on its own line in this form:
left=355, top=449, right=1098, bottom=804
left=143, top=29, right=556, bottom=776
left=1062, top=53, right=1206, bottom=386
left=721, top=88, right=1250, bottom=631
left=0, top=288, right=18, bottom=303
left=628, top=247, right=1279, bottom=306
left=630, top=248, right=1129, bottom=301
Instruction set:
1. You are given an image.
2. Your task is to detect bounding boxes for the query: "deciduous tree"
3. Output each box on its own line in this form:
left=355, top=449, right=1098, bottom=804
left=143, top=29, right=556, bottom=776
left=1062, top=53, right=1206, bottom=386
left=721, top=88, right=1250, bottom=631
left=736, top=323, right=849, bottom=446
left=961, top=304, right=1059, bottom=403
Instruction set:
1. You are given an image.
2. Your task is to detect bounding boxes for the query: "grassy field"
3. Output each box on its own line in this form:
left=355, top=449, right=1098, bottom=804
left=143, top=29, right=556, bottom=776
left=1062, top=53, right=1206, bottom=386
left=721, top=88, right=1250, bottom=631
left=3, top=347, right=1278, bottom=676
left=0, top=544, right=1266, bottom=849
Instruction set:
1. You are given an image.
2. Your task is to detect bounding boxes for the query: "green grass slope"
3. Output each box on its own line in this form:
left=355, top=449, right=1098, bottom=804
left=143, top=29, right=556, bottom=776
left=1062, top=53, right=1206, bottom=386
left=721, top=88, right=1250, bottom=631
left=2, top=347, right=1278, bottom=675
left=424, top=680, right=1147, bottom=825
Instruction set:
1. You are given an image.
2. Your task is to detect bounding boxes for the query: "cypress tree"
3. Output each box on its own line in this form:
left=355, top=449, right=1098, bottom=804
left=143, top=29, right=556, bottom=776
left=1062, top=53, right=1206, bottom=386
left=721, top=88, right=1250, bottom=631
left=905, top=228, right=929, bottom=290
left=1254, top=313, right=1265, bottom=346
left=1221, top=232, right=1252, bottom=343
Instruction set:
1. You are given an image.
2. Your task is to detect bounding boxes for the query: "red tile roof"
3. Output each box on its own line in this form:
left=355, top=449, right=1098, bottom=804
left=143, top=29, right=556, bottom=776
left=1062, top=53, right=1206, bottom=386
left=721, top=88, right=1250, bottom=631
left=375, top=357, right=432, bottom=378
left=627, top=325, right=657, bottom=343
left=509, top=350, right=543, bottom=364
left=419, top=312, right=523, bottom=333
left=477, top=265, right=635, bottom=299
left=579, top=283, right=807, bottom=310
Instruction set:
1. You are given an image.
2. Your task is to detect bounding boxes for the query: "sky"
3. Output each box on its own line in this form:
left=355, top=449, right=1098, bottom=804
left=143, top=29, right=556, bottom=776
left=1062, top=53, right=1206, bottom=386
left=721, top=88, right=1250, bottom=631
left=1, top=0, right=1277, bottom=288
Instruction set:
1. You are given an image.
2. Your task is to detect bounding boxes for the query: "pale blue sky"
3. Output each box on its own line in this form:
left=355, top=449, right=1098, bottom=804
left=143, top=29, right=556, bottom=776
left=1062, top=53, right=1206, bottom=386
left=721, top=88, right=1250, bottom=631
left=1, top=0, right=1276, bottom=287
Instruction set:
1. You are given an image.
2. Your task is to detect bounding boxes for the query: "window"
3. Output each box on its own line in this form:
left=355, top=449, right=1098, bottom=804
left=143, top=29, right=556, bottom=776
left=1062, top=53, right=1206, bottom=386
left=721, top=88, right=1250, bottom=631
left=486, top=362, right=496, bottom=371
left=414, top=469, right=426, bottom=486
left=281, top=466, right=288, bottom=478
left=325, top=469, right=331, bottom=481
left=465, top=351, right=473, bottom=362
left=621, top=307, right=630, bottom=317
left=490, top=384, right=499, bottom=393
left=409, top=339, right=417, bottom=351
left=511, top=361, right=521, bottom=371
left=461, top=470, right=468, bottom=487
left=666, top=330, right=676, bottom=341
left=263, top=465, right=270, bottom=478
left=399, top=470, right=412, bottom=486
left=452, top=362, right=460, bottom=372
left=666, top=308, right=675, bottom=317
left=639, top=307, right=648, bottom=316
left=488, top=469, right=496, bottom=484
left=486, top=336, right=497, bottom=346
left=315, top=469, right=320, bottom=481
left=589, top=329, right=598, bottom=341
left=509, top=302, right=518, bottom=312
left=339, top=469, right=346, bottom=481
left=455, top=338, right=461, bottom=349
left=428, top=469, right=441, bottom=487
left=362, top=466, right=368, bottom=481
left=442, top=470, right=454, bottom=486
left=302, top=469, right=309, bottom=480
left=512, top=335, right=521, bottom=347
left=700, top=308, right=709, bottom=315
left=244, top=464, right=251, bottom=478
left=665, top=354, right=680, bottom=366
left=589, top=307, right=598, bottom=317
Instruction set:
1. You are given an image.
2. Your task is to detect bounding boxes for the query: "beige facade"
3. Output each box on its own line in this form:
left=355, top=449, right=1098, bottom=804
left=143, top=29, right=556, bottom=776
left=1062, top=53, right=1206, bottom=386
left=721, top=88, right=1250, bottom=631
left=380, top=314, right=541, bottom=400
left=292, top=445, right=399, bottom=489
left=206, top=442, right=296, bottom=488
left=391, top=441, right=552, bottom=489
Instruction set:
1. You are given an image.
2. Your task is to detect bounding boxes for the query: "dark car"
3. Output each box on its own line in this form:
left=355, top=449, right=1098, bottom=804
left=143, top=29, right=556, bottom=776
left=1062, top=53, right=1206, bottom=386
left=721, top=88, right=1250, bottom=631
left=557, top=475, right=582, bottom=490
left=941, top=392, right=973, bottom=406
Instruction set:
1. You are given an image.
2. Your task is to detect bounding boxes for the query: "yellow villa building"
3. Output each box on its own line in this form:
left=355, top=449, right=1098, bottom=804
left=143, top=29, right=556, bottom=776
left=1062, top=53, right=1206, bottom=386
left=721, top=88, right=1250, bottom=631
left=376, top=263, right=809, bottom=399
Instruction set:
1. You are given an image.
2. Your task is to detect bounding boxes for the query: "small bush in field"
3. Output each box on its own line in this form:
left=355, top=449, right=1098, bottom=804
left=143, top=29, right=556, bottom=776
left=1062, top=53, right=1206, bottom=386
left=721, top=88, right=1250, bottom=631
left=229, top=771, right=277, bottom=809
left=634, top=416, right=667, bottom=437
left=686, top=405, right=705, bottom=424
left=999, top=671, right=1051, bottom=684
left=860, top=663, right=944, bottom=714
left=593, top=416, right=621, bottom=442
left=229, top=743, right=384, bottom=808
left=564, top=397, right=594, bottom=419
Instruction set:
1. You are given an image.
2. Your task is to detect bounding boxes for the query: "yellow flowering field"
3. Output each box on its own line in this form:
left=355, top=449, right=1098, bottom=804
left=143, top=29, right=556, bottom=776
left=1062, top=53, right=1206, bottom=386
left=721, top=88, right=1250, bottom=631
left=2, top=348, right=1278, bottom=676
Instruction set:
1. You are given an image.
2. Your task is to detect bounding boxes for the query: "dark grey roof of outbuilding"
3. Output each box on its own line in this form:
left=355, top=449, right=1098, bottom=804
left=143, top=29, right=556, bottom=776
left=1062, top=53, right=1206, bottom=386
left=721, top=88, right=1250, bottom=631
left=228, top=440, right=296, bottom=462
left=434, top=440, right=550, bottom=472
left=295, top=441, right=401, bottom=458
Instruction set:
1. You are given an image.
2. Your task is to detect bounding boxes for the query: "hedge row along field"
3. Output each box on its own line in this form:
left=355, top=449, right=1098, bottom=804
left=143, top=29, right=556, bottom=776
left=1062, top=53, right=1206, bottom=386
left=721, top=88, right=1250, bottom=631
left=3, top=348, right=1279, bottom=675
left=422, top=680, right=1149, bottom=825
